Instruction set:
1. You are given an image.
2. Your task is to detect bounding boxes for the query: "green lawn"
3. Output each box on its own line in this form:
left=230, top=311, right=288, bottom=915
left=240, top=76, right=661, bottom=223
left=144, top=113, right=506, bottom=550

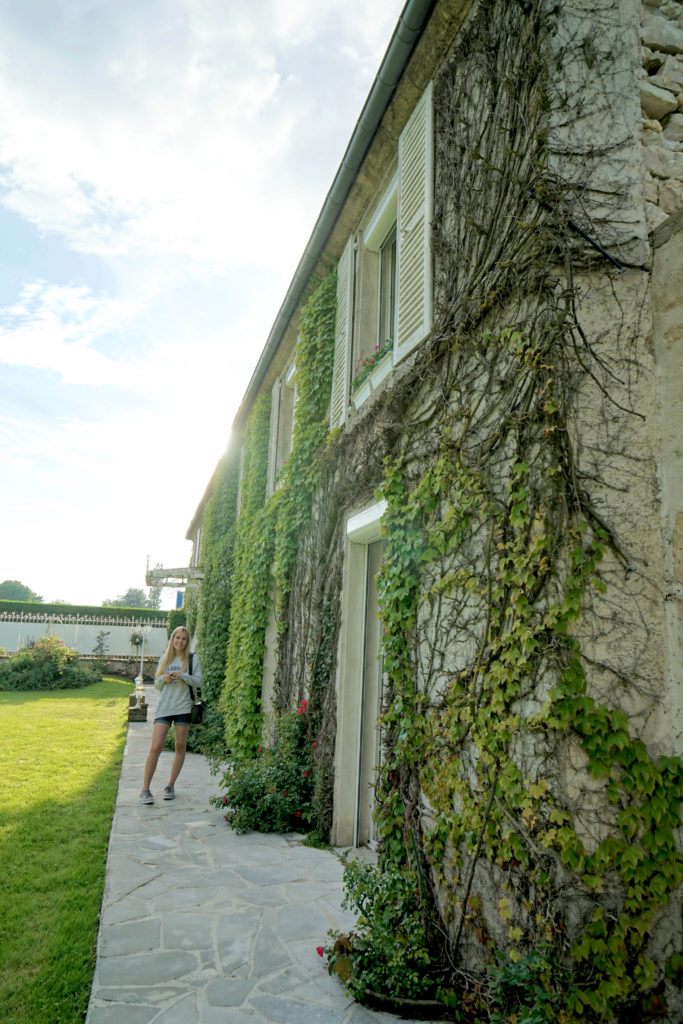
left=0, top=677, right=132, bottom=1024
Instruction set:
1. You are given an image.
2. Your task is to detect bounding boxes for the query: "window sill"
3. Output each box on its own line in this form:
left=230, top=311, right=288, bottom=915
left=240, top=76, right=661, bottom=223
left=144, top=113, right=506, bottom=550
left=351, top=352, right=393, bottom=410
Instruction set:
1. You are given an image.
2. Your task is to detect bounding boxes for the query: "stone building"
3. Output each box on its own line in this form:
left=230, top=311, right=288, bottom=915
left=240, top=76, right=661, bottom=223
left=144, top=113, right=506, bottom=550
left=182, top=0, right=682, bottom=1017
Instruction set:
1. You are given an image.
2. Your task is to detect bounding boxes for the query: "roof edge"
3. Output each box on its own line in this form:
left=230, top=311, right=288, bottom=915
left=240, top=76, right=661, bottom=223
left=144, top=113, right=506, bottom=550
left=230, top=0, right=437, bottom=434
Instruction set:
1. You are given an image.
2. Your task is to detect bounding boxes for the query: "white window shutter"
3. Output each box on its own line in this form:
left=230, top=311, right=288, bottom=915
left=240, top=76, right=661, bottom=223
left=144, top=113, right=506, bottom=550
left=395, top=81, right=433, bottom=363
left=330, top=235, right=354, bottom=430
left=266, top=379, right=281, bottom=496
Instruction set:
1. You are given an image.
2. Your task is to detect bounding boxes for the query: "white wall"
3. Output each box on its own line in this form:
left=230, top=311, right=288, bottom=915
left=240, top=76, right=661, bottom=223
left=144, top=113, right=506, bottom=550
left=0, top=618, right=169, bottom=658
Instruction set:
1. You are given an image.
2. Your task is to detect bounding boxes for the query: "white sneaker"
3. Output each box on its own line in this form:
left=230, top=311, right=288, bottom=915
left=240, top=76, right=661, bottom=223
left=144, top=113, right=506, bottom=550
left=163, top=785, right=175, bottom=800
left=139, top=789, right=154, bottom=804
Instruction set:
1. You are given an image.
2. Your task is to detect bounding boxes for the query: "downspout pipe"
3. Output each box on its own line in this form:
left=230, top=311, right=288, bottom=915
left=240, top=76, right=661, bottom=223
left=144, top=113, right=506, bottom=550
left=231, top=0, right=437, bottom=433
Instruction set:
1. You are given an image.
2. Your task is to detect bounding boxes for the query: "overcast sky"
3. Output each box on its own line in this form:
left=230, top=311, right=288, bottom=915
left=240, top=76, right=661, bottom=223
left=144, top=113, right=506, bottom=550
left=0, top=0, right=405, bottom=608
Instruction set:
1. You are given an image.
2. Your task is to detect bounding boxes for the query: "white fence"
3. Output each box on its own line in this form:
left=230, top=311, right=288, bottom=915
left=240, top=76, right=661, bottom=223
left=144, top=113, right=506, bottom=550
left=0, top=614, right=169, bottom=659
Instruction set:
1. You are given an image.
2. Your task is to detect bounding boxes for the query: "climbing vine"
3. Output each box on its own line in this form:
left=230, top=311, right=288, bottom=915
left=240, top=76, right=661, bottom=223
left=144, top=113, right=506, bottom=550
left=272, top=267, right=338, bottom=625
left=373, top=321, right=683, bottom=1019
left=220, top=391, right=274, bottom=759
left=197, top=0, right=681, bottom=1018
left=216, top=268, right=337, bottom=762
left=190, top=447, right=241, bottom=756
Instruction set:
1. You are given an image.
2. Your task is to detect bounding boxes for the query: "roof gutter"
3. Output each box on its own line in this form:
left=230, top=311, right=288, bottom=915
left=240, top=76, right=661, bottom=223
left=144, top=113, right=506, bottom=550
left=230, top=0, right=437, bottom=434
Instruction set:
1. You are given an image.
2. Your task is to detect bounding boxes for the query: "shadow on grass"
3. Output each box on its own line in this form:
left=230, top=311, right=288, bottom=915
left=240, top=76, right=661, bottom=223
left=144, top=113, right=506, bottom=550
left=0, top=675, right=133, bottom=705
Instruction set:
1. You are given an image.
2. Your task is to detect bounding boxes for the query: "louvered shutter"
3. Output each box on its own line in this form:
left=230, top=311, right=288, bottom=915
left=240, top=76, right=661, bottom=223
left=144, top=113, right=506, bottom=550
left=265, top=379, right=281, bottom=496
left=395, top=82, right=433, bottom=362
left=329, top=235, right=354, bottom=430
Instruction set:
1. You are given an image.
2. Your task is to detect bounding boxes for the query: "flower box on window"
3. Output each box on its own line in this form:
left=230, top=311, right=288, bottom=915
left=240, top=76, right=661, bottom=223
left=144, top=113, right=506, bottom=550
left=352, top=350, right=393, bottom=410
left=352, top=377, right=373, bottom=409
left=369, top=350, right=393, bottom=389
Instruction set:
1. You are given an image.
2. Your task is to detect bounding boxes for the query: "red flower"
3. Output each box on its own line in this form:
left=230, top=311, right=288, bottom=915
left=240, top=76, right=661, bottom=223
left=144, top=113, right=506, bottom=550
left=297, top=699, right=308, bottom=715
left=303, top=771, right=309, bottom=777
left=222, top=797, right=228, bottom=805
left=311, top=741, right=318, bottom=748
left=296, top=810, right=301, bottom=818
left=258, top=746, right=263, bottom=752
left=283, top=790, right=288, bottom=796
left=316, top=946, right=324, bottom=958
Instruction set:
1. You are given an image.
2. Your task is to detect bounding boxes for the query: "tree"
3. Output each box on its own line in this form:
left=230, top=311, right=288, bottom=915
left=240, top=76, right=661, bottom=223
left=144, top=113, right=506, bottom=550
left=103, top=587, right=150, bottom=608
left=147, top=564, right=163, bottom=609
left=0, top=580, right=43, bottom=602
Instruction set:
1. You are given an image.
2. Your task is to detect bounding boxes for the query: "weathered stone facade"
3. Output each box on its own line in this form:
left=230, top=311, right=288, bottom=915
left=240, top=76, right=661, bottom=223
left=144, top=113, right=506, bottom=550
left=641, top=0, right=683, bottom=226
left=189, top=0, right=682, bottom=1016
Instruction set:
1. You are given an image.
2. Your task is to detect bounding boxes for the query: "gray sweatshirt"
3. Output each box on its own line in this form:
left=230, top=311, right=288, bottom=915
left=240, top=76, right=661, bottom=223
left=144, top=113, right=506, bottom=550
left=153, top=653, right=203, bottom=719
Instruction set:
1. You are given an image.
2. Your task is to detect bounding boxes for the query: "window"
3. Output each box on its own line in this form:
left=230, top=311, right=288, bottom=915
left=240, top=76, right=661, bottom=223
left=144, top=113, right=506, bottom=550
left=378, top=225, right=397, bottom=349
left=266, top=357, right=297, bottom=495
left=330, top=82, right=433, bottom=427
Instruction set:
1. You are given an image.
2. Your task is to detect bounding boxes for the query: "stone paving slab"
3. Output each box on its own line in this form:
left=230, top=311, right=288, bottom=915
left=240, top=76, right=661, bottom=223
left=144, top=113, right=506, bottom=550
left=86, top=686, right=434, bottom=1023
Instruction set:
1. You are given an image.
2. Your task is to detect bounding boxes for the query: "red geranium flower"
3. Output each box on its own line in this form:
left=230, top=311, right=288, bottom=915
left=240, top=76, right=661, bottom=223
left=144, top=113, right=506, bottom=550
left=303, top=771, right=309, bottom=777
left=316, top=946, right=324, bottom=958
left=295, top=810, right=301, bottom=818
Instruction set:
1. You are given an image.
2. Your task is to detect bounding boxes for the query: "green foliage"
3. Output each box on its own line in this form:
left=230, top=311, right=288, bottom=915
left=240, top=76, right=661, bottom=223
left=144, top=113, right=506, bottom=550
left=183, top=587, right=199, bottom=637
left=103, top=587, right=153, bottom=608
left=0, top=599, right=166, bottom=622
left=0, top=579, right=42, bottom=601
left=0, top=676, right=131, bottom=1024
left=371, top=325, right=683, bottom=1019
left=215, top=268, right=337, bottom=762
left=166, top=608, right=187, bottom=637
left=489, top=948, right=577, bottom=1024
left=193, top=446, right=241, bottom=761
left=212, top=700, right=314, bottom=832
left=271, top=267, right=338, bottom=622
left=221, top=393, right=274, bottom=759
left=0, top=636, right=101, bottom=691
left=324, top=859, right=439, bottom=1002
left=91, top=630, right=110, bottom=673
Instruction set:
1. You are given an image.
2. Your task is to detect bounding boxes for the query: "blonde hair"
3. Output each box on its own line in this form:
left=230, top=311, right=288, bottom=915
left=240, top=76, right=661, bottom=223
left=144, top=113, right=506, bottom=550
left=156, top=626, right=191, bottom=678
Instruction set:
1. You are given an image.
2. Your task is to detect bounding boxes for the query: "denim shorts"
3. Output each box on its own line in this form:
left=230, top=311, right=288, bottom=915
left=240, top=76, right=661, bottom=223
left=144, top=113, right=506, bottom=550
left=155, top=713, right=192, bottom=725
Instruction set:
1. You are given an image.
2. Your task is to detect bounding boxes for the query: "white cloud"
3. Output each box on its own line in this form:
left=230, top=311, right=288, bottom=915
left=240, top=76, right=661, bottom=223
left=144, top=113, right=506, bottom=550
left=0, top=0, right=405, bottom=270
left=0, top=0, right=406, bottom=608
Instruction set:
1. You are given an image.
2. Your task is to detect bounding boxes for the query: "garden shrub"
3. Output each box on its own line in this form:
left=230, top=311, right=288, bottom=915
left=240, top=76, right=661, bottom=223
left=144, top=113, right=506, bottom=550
left=0, top=635, right=101, bottom=691
left=212, top=699, right=314, bottom=833
left=324, top=858, right=442, bottom=1003
left=488, top=947, right=577, bottom=1024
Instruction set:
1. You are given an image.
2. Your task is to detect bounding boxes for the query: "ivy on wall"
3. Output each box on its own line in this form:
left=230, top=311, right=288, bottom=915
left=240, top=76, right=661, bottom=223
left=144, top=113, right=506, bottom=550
left=193, top=0, right=682, bottom=1016
left=373, top=324, right=683, bottom=1019
left=220, top=392, right=274, bottom=760
left=188, top=447, right=242, bottom=755
left=217, top=267, right=338, bottom=762
left=272, top=268, right=338, bottom=625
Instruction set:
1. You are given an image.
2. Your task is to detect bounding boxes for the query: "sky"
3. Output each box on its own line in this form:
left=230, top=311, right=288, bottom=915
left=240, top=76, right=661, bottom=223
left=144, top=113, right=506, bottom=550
left=0, top=0, right=406, bottom=609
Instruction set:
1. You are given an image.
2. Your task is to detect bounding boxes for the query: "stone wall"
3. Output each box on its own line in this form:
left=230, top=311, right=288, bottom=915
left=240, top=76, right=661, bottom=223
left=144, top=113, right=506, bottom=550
left=641, top=0, right=683, bottom=227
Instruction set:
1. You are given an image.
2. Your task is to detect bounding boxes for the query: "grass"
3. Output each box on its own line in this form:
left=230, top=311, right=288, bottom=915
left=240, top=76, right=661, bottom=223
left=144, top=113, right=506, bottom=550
left=0, top=676, right=132, bottom=1024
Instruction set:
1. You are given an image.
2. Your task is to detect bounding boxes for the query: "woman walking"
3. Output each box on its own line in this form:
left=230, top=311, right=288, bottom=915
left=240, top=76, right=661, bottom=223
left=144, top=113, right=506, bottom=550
left=139, top=625, right=202, bottom=804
